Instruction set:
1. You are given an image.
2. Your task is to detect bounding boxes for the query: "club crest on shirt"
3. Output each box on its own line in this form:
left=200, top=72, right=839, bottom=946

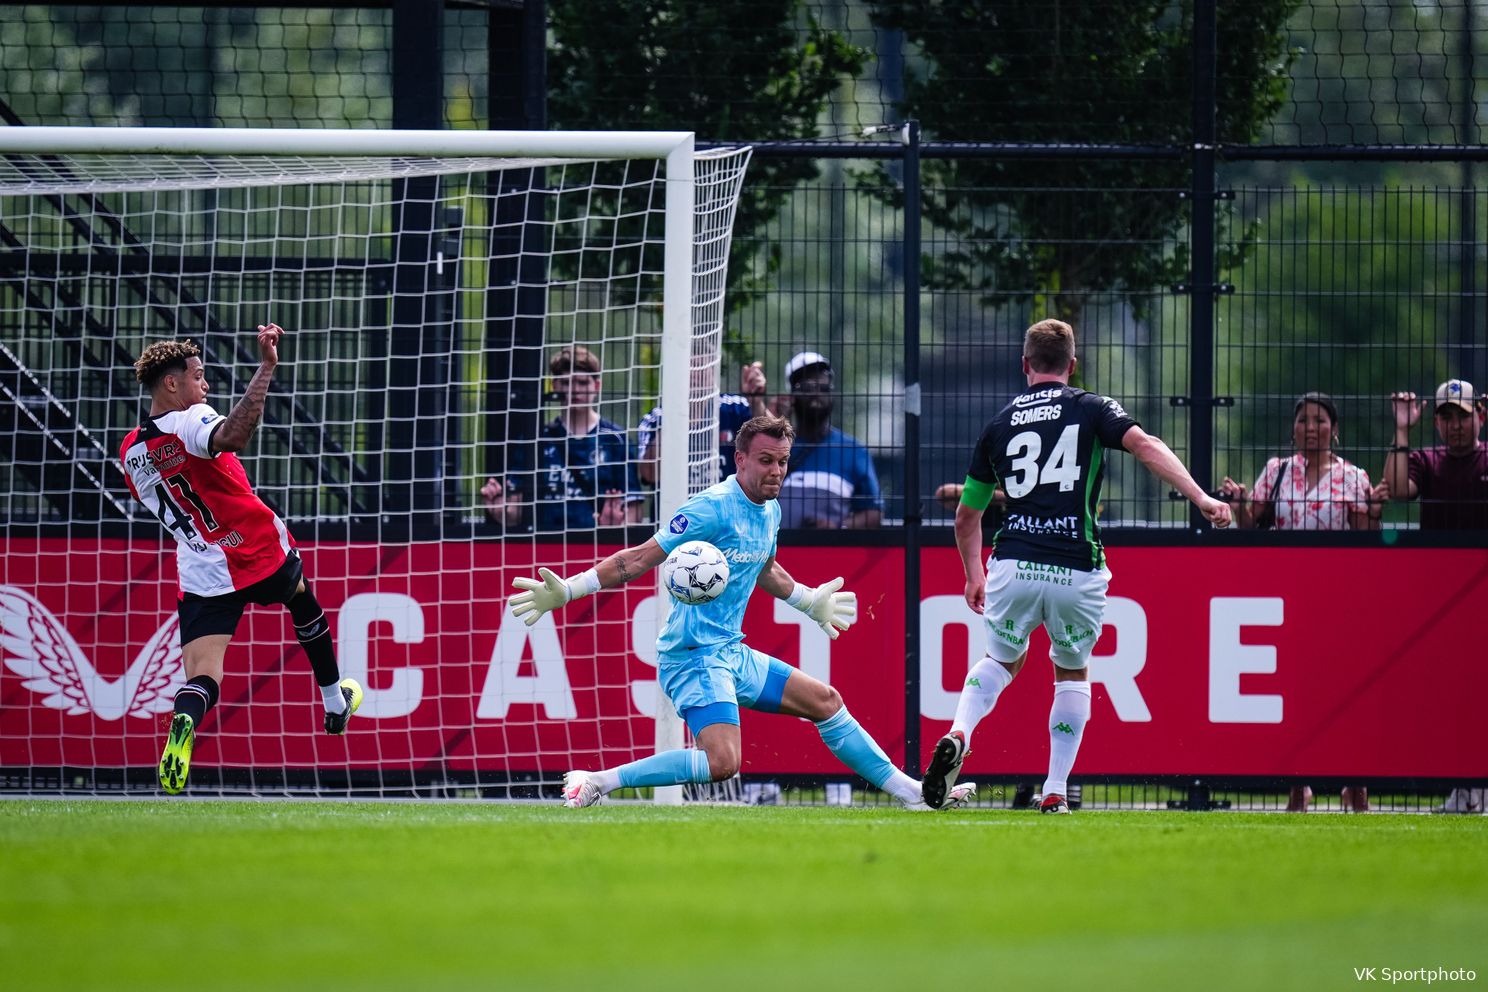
left=668, top=513, right=689, bottom=535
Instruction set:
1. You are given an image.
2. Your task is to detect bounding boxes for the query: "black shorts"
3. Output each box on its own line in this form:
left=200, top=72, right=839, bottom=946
left=178, top=551, right=304, bottom=646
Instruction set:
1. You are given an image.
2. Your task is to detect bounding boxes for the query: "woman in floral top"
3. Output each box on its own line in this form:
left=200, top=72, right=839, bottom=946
left=1218, top=392, right=1388, bottom=813
left=1220, top=392, right=1388, bottom=532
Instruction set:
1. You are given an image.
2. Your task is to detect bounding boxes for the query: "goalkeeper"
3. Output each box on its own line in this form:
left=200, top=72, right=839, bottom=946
left=510, top=414, right=972, bottom=810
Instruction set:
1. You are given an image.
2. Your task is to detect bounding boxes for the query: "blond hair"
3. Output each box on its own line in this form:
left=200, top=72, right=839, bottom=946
left=1024, top=319, right=1076, bottom=374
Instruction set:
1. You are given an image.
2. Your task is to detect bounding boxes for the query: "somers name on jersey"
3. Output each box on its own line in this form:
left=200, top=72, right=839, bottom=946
left=1010, top=403, right=1063, bottom=426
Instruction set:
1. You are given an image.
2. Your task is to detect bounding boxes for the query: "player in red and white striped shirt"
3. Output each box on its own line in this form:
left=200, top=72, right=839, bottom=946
left=121, top=325, right=362, bottom=794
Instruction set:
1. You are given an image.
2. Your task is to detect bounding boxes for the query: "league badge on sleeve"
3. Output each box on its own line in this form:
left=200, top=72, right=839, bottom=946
left=668, top=513, right=689, bottom=535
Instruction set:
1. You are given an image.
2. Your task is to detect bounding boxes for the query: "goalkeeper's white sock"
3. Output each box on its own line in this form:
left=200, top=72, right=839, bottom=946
left=950, top=657, right=1014, bottom=739
left=1041, top=681, right=1091, bottom=798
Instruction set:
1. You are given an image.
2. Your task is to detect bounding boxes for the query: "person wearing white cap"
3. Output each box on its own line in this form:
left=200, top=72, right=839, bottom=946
left=1385, top=378, right=1488, bottom=816
left=777, top=351, right=883, bottom=529
left=1384, top=378, right=1488, bottom=531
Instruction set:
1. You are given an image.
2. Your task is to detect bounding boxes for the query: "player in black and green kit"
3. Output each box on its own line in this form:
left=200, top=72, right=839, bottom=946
left=922, top=319, right=1232, bottom=812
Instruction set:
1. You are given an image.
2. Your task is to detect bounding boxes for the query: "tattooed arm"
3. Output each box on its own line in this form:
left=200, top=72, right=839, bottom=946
left=211, top=323, right=282, bottom=454
left=596, top=538, right=668, bottom=588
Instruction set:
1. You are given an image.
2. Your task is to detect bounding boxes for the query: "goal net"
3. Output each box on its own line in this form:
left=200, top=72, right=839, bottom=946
left=0, top=127, right=751, bottom=799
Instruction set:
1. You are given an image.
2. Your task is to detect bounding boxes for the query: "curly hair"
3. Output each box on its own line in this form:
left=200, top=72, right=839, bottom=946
left=134, top=340, right=201, bottom=389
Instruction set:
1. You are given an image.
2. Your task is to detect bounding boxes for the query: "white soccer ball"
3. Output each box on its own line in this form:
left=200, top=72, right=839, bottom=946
left=661, top=540, right=730, bottom=606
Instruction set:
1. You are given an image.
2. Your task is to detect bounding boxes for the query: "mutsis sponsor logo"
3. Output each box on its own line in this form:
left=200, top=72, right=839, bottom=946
left=0, top=586, right=184, bottom=720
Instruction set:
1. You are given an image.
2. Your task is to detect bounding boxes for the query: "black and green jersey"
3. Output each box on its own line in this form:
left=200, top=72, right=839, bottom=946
left=964, top=383, right=1138, bottom=571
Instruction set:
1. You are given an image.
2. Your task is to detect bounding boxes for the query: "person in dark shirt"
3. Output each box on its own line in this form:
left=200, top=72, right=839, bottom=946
left=483, top=345, right=640, bottom=532
left=1384, top=378, right=1488, bottom=815
left=776, top=352, right=883, bottom=529
left=920, top=319, right=1231, bottom=813
left=1384, top=379, right=1488, bottom=531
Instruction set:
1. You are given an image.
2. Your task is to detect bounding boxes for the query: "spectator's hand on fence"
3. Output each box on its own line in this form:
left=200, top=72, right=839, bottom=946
left=1390, top=391, right=1423, bottom=431
left=1218, top=476, right=1248, bottom=504
left=1367, top=480, right=1390, bottom=519
left=740, top=361, right=766, bottom=397
left=934, top=483, right=964, bottom=511
left=596, top=491, right=627, bottom=526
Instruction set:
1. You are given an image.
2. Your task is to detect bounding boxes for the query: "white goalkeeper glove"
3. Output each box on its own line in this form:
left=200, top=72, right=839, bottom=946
left=787, top=576, right=858, bottom=640
left=510, top=567, right=600, bottom=627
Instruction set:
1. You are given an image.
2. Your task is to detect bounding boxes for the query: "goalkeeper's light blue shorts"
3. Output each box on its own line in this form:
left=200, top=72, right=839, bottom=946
left=659, top=642, right=794, bottom=736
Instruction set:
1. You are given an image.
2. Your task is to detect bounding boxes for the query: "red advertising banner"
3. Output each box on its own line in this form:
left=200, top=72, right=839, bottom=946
left=2, top=539, right=1484, bottom=779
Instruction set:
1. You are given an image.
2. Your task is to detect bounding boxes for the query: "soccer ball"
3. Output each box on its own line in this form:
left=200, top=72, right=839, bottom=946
left=661, top=540, right=730, bottom=606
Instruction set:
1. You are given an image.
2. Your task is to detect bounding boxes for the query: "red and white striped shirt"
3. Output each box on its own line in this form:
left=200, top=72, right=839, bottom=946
left=119, top=403, right=294, bottom=596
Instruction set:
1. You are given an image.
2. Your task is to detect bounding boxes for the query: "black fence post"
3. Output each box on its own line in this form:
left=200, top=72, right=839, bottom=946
left=1458, top=0, right=1479, bottom=387
left=385, top=0, right=448, bottom=536
left=903, top=120, right=923, bottom=777
left=485, top=0, right=547, bottom=518
left=1188, top=0, right=1218, bottom=528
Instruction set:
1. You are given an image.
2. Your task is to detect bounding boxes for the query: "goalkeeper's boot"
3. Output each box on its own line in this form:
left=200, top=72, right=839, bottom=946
left=158, top=713, right=195, bottom=795
left=902, top=783, right=976, bottom=812
left=561, top=770, right=606, bottom=808
left=323, top=678, right=364, bottom=736
left=920, top=730, right=970, bottom=810
left=1039, top=793, right=1071, bottom=815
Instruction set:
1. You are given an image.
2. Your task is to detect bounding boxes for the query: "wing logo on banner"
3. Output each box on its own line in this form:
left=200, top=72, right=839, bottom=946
left=0, top=585, right=184, bottom=720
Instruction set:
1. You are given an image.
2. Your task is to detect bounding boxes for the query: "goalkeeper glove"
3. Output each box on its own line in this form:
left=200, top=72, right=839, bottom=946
left=786, top=576, right=858, bottom=640
left=510, top=567, right=600, bottom=627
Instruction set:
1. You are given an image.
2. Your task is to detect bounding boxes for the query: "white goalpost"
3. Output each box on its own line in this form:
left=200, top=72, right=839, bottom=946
left=0, top=126, right=751, bottom=800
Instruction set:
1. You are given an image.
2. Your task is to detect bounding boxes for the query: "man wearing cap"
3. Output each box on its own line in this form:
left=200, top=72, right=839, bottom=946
left=1386, top=379, right=1488, bottom=816
left=777, top=351, right=883, bottom=529
left=1385, top=379, right=1488, bottom=531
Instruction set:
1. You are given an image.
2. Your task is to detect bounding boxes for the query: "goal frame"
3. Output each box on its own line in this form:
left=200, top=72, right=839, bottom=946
left=0, top=125, right=714, bottom=803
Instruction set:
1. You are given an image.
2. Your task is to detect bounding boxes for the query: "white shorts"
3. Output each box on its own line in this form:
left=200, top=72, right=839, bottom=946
left=981, top=557, right=1110, bottom=670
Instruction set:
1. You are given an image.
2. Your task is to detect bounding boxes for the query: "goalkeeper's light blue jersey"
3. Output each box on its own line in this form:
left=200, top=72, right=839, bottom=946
left=653, top=476, right=778, bottom=657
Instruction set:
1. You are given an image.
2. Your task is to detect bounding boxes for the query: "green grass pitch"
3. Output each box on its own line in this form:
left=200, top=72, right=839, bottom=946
left=2, top=801, right=1484, bottom=991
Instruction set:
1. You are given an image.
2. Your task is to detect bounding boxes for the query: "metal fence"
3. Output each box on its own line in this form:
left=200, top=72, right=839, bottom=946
left=2, top=0, right=1484, bottom=539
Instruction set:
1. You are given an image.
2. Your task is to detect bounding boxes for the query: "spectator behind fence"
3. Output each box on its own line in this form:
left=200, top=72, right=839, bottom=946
left=1219, top=391, right=1387, bottom=533
left=1219, top=391, right=1385, bottom=813
left=1384, top=379, right=1488, bottom=531
left=1385, top=378, right=1488, bottom=816
left=482, top=345, right=641, bottom=532
left=776, top=352, right=883, bottom=529
left=636, top=361, right=770, bottom=491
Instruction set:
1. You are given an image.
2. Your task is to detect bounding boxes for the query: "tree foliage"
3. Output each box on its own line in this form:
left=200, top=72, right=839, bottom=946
left=547, top=0, right=868, bottom=332
left=866, top=0, right=1300, bottom=321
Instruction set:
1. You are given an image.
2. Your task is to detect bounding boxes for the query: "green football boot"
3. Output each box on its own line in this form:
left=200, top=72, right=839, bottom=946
left=158, top=713, right=195, bottom=795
